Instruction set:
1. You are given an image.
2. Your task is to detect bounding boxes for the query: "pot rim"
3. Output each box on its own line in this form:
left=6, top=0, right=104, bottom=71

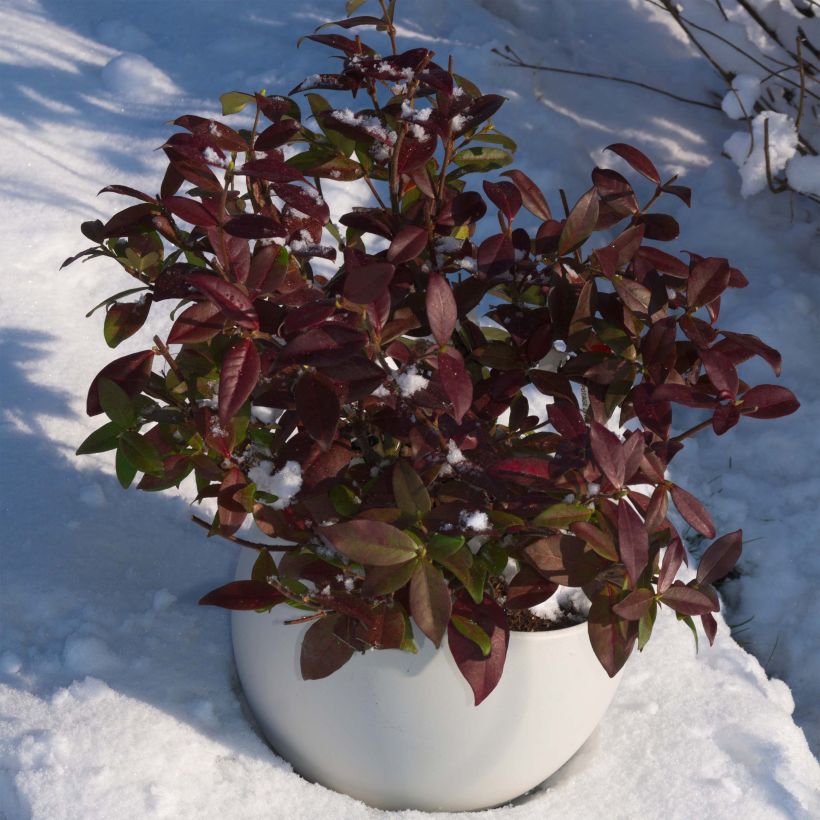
left=508, top=617, right=588, bottom=641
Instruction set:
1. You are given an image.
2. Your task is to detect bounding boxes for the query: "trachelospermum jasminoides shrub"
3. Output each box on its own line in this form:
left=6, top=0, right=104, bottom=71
left=66, top=1, right=799, bottom=705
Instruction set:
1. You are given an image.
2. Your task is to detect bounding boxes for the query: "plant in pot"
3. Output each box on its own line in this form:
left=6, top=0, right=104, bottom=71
left=66, top=0, right=799, bottom=812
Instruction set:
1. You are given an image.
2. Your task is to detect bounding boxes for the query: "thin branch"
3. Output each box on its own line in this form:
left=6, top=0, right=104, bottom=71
left=763, top=117, right=789, bottom=193
left=796, top=36, right=808, bottom=129
left=494, top=46, right=721, bottom=110
left=191, top=514, right=280, bottom=550
left=671, top=418, right=713, bottom=444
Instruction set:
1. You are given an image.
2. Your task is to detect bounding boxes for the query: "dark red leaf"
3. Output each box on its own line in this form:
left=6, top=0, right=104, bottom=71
left=255, top=119, right=301, bottom=150
left=633, top=213, right=679, bottom=241
left=162, top=196, right=219, bottom=227
left=199, top=580, right=284, bottom=610
left=426, top=272, right=458, bottom=346
left=187, top=273, right=259, bottom=330
left=700, top=348, right=739, bottom=398
left=590, top=421, right=625, bottom=489
left=409, top=560, right=452, bottom=647
left=482, top=180, right=522, bottom=222
left=438, top=351, right=473, bottom=423
left=712, top=403, right=741, bottom=435
left=344, top=261, right=395, bottom=305
left=617, top=500, right=649, bottom=586
left=86, top=350, right=154, bottom=416
left=300, top=614, right=356, bottom=680
left=524, top=534, right=608, bottom=587
left=223, top=214, right=287, bottom=239
left=559, top=188, right=599, bottom=254
left=612, top=588, right=655, bottom=621
left=670, top=484, right=716, bottom=538
left=218, top=339, right=260, bottom=424
left=477, top=233, right=515, bottom=276
left=701, top=613, right=718, bottom=646
left=501, top=169, right=552, bottom=220
left=688, top=257, right=730, bottom=309
left=740, top=385, right=800, bottom=419
left=387, top=225, right=428, bottom=264
left=448, top=594, right=509, bottom=706
left=651, top=383, right=717, bottom=409
left=437, top=191, right=487, bottom=226
left=167, top=301, right=224, bottom=344
left=720, top=332, right=781, bottom=376
left=660, top=582, right=718, bottom=616
left=605, top=143, right=661, bottom=184
left=697, top=529, right=742, bottom=585
left=218, top=468, right=249, bottom=536
left=658, top=536, right=686, bottom=593
left=505, top=566, right=558, bottom=610
left=294, top=370, right=340, bottom=450
left=588, top=586, right=636, bottom=677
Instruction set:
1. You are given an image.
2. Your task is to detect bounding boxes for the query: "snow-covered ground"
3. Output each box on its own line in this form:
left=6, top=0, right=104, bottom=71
left=1, top=0, right=818, bottom=817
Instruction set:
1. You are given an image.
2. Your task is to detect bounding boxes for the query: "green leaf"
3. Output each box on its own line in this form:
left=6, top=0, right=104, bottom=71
left=427, top=533, right=465, bottom=561
left=361, top=558, right=419, bottom=596
left=251, top=550, right=277, bottom=582
left=115, top=444, right=138, bottom=489
left=450, top=146, right=513, bottom=177
left=319, top=519, right=419, bottom=566
left=118, top=431, right=164, bottom=475
left=346, top=0, right=367, bottom=14
left=98, top=378, right=137, bottom=428
left=532, top=502, right=592, bottom=529
left=329, top=484, right=360, bottom=517
left=221, top=91, right=255, bottom=115
left=677, top=612, right=700, bottom=653
left=392, top=460, right=431, bottom=519
left=76, top=421, right=122, bottom=455
left=478, top=539, right=507, bottom=576
left=468, top=131, right=517, bottom=152
left=409, top=560, right=452, bottom=647
left=450, top=614, right=491, bottom=657
left=638, top=600, right=657, bottom=650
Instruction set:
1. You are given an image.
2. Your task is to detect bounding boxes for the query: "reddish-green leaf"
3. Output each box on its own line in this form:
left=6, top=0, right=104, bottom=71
left=660, top=582, right=718, bottom=616
left=697, top=529, right=742, bottom=586
left=409, top=560, right=452, bottom=647
left=361, top=559, right=419, bottom=596
left=559, top=188, right=599, bottom=254
left=392, top=460, right=431, bottom=518
left=588, top=586, right=636, bottom=677
left=218, top=467, right=250, bottom=536
left=658, top=536, right=687, bottom=593
left=687, top=257, right=730, bottom=309
left=505, top=565, right=558, bottom=610
left=482, top=180, right=521, bottom=222
left=218, top=339, right=260, bottom=425
left=104, top=297, right=151, bottom=348
left=344, top=261, right=394, bottom=305
left=86, top=350, right=154, bottom=416
left=438, top=351, right=472, bottom=423
left=447, top=594, right=509, bottom=706
left=295, top=370, right=339, bottom=451
left=199, top=580, right=285, bottom=610
left=524, top=534, right=607, bottom=587
left=163, top=196, right=219, bottom=227
left=167, top=301, right=224, bottom=344
left=426, top=272, right=457, bottom=346
left=617, top=499, right=649, bottom=586
left=319, top=520, right=419, bottom=565
left=612, top=588, right=655, bottom=621
left=670, top=484, right=716, bottom=538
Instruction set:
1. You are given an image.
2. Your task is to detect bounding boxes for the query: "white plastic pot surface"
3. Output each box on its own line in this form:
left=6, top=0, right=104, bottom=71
left=231, top=551, right=622, bottom=812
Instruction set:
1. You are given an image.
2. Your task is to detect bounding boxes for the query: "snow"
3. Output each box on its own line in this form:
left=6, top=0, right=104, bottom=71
left=724, top=112, right=798, bottom=197
left=1, top=0, right=819, bottom=816
left=395, top=365, right=429, bottom=396
left=460, top=510, right=490, bottom=532
left=721, top=74, right=761, bottom=120
left=248, top=460, right=303, bottom=509
left=787, top=154, right=820, bottom=198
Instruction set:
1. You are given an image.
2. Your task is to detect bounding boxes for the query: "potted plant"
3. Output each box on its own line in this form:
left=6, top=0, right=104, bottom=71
left=66, top=0, right=799, bottom=811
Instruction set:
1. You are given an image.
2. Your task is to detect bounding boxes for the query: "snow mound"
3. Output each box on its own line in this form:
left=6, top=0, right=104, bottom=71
left=721, top=74, right=761, bottom=120
left=787, top=154, right=820, bottom=197
left=101, top=54, right=179, bottom=104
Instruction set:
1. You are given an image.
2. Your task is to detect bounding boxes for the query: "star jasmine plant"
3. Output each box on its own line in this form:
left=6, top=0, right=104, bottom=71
left=66, top=0, right=798, bottom=705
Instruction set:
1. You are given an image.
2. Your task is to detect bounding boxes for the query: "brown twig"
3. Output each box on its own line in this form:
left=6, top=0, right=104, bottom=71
left=191, top=513, right=280, bottom=549
left=494, top=46, right=721, bottom=111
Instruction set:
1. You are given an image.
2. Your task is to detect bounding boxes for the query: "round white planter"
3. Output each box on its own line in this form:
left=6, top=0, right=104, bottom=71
left=231, top=551, right=622, bottom=812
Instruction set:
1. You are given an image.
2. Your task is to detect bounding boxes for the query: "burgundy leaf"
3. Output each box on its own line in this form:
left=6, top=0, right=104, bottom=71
left=617, top=499, right=649, bottom=586
left=477, top=233, right=515, bottom=276
left=701, top=613, right=718, bottom=646
left=387, top=225, right=428, bottom=264
left=448, top=594, right=509, bottom=706
left=662, top=183, right=692, bottom=206
left=670, top=484, right=716, bottom=538
left=482, top=180, right=522, bottom=222
left=218, top=467, right=249, bottom=536
left=295, top=370, right=340, bottom=451
left=634, top=246, right=689, bottom=278
left=570, top=521, right=619, bottom=561
left=199, top=580, right=284, bottom=610
left=187, top=273, right=259, bottom=330
left=505, top=566, right=558, bottom=610
left=409, top=560, right=452, bottom=647
left=558, top=188, right=599, bottom=254
left=605, top=143, right=661, bottom=184
left=501, top=169, right=552, bottom=220
left=712, top=403, right=741, bottom=435
left=397, top=133, right=437, bottom=174
left=162, top=196, right=219, bottom=227
left=658, top=536, right=686, bottom=593
left=218, top=339, right=260, bottom=424
left=697, top=530, right=742, bottom=585
left=588, top=586, right=636, bottom=677
left=612, top=588, right=655, bottom=621
left=255, top=119, right=301, bottom=150
left=426, top=272, right=457, bottom=346
left=223, top=214, right=287, bottom=239
left=651, top=383, right=717, bottom=409
left=590, top=421, right=626, bottom=489
left=740, top=385, right=800, bottom=419
left=700, top=348, right=739, bottom=398
left=687, top=257, right=730, bottom=309
left=633, top=213, right=679, bottom=241
left=720, top=331, right=781, bottom=376
left=86, top=350, right=154, bottom=416
left=438, top=351, right=473, bottom=423
left=524, top=534, right=608, bottom=587
left=660, top=582, right=718, bottom=616
left=437, top=191, right=487, bottom=226
left=300, top=614, right=356, bottom=680
left=167, top=301, right=224, bottom=344
left=344, top=261, right=395, bottom=305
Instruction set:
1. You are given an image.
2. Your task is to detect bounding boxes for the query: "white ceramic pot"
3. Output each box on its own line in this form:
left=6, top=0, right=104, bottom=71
left=231, top=550, right=622, bottom=811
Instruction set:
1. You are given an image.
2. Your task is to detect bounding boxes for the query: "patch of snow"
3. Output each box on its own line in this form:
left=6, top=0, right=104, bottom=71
left=101, top=53, right=180, bottom=104
left=248, top=460, right=302, bottom=508
left=787, top=154, right=820, bottom=197
left=721, top=74, right=761, bottom=120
